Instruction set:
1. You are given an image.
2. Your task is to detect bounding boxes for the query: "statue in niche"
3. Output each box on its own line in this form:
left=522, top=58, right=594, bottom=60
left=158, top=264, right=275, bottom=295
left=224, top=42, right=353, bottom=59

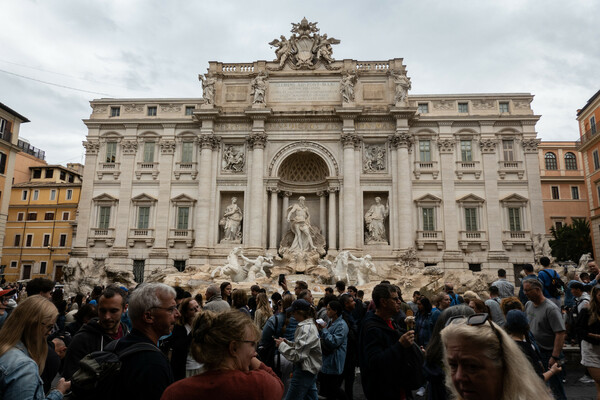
left=287, top=196, right=317, bottom=252
left=251, top=71, right=268, bottom=104
left=222, top=145, right=245, bottom=172
left=348, top=253, right=378, bottom=285
left=198, top=74, right=216, bottom=105
left=364, top=197, right=389, bottom=244
left=393, top=72, right=411, bottom=105
left=219, top=197, right=243, bottom=243
left=340, top=71, right=357, bottom=103
left=364, top=145, right=386, bottom=172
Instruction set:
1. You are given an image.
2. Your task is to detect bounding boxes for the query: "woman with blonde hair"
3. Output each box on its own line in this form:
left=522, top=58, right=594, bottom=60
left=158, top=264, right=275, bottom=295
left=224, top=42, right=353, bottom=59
left=167, top=297, right=202, bottom=380
left=161, top=310, right=283, bottom=399
left=441, top=313, right=552, bottom=400
left=0, top=295, right=71, bottom=399
left=576, top=286, right=600, bottom=399
left=254, top=292, right=272, bottom=330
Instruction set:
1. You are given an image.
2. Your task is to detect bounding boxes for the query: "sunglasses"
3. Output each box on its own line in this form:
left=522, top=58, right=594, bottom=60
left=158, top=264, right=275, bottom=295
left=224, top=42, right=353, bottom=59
left=445, top=313, right=504, bottom=361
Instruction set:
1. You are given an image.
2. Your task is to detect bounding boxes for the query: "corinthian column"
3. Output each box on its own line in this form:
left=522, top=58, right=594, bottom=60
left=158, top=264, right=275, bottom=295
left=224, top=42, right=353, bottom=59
left=341, top=132, right=360, bottom=249
left=268, top=188, right=279, bottom=251
left=390, top=132, right=414, bottom=249
left=327, top=188, right=338, bottom=251
left=247, top=132, right=267, bottom=249
left=196, top=134, right=218, bottom=250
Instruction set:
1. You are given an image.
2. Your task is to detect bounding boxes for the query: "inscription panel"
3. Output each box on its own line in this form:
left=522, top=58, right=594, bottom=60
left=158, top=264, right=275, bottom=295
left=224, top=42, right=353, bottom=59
left=363, top=84, right=385, bottom=100
left=269, top=81, right=340, bottom=103
left=225, top=85, right=248, bottom=102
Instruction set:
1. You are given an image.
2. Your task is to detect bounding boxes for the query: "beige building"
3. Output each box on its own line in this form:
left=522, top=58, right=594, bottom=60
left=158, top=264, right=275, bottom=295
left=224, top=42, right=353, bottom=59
left=71, top=20, right=544, bottom=283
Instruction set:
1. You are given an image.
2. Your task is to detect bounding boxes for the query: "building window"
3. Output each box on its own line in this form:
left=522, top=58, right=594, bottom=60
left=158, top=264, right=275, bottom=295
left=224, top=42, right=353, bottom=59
left=147, top=106, right=157, bottom=116
left=545, top=152, right=557, bottom=170
left=465, top=207, right=478, bottom=231
left=21, top=190, right=28, bottom=201
left=50, top=190, right=56, bottom=201
left=0, top=152, right=6, bottom=174
left=468, top=263, right=482, bottom=272
left=133, top=260, right=145, bottom=283
left=572, top=186, right=580, bottom=200
left=419, top=140, right=431, bottom=162
left=458, top=102, right=468, bottom=113
left=110, top=106, right=120, bottom=117
left=185, top=106, right=195, bottom=116
left=508, top=208, right=521, bottom=231
left=98, top=206, right=111, bottom=229
left=551, top=186, right=560, bottom=199
left=32, top=169, right=42, bottom=179
left=32, top=190, right=39, bottom=201
left=68, top=174, right=74, bottom=183
left=106, top=142, right=117, bottom=163
left=417, top=103, right=429, bottom=114
left=592, top=116, right=597, bottom=135
left=460, top=140, right=472, bottom=162
left=143, top=142, right=155, bottom=163
left=174, top=260, right=186, bottom=272
left=181, top=142, right=194, bottom=163
left=177, top=207, right=190, bottom=230
left=17, top=212, right=24, bottom=221
left=27, top=212, right=37, bottom=221
left=25, top=234, right=33, bottom=247
left=555, top=221, right=563, bottom=230
left=44, top=212, right=54, bottom=221
left=66, top=189, right=73, bottom=200
left=43, top=234, right=50, bottom=247
left=137, top=206, right=150, bottom=229
left=62, top=212, right=70, bottom=220
left=594, top=150, right=600, bottom=170
left=14, top=235, right=20, bottom=246
left=499, top=102, right=509, bottom=113
left=422, top=207, right=435, bottom=231
left=10, top=261, right=17, bottom=269
left=60, top=171, right=66, bottom=180
left=46, top=169, right=53, bottom=179
left=39, top=261, right=47, bottom=275
left=502, top=140, right=514, bottom=161
left=564, top=152, right=577, bottom=170
left=59, top=234, right=67, bottom=247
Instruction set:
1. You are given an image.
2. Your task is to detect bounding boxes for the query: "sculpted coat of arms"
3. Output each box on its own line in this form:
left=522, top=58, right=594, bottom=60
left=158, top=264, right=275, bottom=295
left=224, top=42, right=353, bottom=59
left=269, top=18, right=340, bottom=70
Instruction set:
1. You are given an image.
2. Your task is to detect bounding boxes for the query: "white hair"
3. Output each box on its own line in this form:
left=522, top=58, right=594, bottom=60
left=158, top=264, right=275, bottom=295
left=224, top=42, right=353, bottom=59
left=128, top=283, right=176, bottom=322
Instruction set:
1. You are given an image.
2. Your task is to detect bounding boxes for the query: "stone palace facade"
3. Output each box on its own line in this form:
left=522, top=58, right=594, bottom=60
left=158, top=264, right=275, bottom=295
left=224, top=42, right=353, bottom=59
left=71, top=19, right=544, bottom=282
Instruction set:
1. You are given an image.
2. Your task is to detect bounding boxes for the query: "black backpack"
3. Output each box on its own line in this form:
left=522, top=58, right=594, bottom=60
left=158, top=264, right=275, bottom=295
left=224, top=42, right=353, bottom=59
left=69, top=340, right=160, bottom=400
left=257, top=315, right=282, bottom=377
left=539, top=269, right=566, bottom=298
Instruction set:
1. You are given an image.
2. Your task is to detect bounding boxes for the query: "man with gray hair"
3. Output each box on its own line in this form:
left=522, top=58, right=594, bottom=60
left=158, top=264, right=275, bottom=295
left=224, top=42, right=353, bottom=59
left=203, top=283, right=230, bottom=313
left=111, top=283, right=180, bottom=400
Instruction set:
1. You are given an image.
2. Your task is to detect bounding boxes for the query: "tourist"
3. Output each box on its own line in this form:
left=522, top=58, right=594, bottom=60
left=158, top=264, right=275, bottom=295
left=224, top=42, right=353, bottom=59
left=492, top=268, right=515, bottom=298
left=499, top=296, right=524, bottom=316
left=166, top=298, right=202, bottom=381
left=468, top=298, right=488, bottom=314
left=26, top=278, right=54, bottom=299
left=444, top=283, right=462, bottom=305
left=204, top=284, right=230, bottom=313
left=220, top=281, right=233, bottom=305
left=484, top=285, right=506, bottom=327
left=317, top=293, right=338, bottom=325
left=415, top=296, right=435, bottom=347
left=275, top=299, right=322, bottom=400
left=232, top=289, right=251, bottom=316
left=194, top=293, right=203, bottom=308
left=0, top=287, right=17, bottom=329
left=538, top=256, right=563, bottom=308
left=254, top=292, right=272, bottom=330
left=271, top=292, right=282, bottom=314
left=160, top=310, right=283, bottom=400
left=407, top=290, right=421, bottom=314
left=339, top=294, right=359, bottom=400
left=441, top=312, right=552, bottom=400
left=63, top=285, right=129, bottom=379
left=518, top=264, right=537, bottom=304
left=335, top=281, right=346, bottom=296
left=65, top=303, right=97, bottom=336
left=294, top=280, right=309, bottom=297
left=248, top=284, right=260, bottom=318
left=317, top=300, right=349, bottom=400
left=0, top=295, right=71, bottom=399
left=576, top=286, right=600, bottom=398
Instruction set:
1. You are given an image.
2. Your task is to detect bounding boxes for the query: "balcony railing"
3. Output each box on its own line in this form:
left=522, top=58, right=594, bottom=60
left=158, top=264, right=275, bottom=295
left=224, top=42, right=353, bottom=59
left=128, top=228, right=155, bottom=247
left=17, top=139, right=45, bottom=160
left=0, top=129, right=13, bottom=144
left=502, top=230, right=532, bottom=250
left=577, top=123, right=600, bottom=149
left=416, top=230, right=444, bottom=250
left=168, top=229, right=195, bottom=248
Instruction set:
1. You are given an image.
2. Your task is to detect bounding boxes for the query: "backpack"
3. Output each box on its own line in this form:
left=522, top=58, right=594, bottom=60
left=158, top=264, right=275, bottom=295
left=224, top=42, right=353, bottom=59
left=539, top=269, right=566, bottom=298
left=448, top=293, right=460, bottom=306
left=257, top=314, right=282, bottom=377
left=69, top=340, right=160, bottom=400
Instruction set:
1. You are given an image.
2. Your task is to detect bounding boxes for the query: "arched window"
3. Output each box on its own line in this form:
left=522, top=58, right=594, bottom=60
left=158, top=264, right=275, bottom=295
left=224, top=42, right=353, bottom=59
left=545, top=152, right=557, bottom=170
left=565, top=152, right=577, bottom=170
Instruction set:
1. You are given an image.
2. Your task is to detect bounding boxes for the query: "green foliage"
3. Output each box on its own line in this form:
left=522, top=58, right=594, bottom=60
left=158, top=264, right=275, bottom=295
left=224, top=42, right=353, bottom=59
left=549, top=218, right=593, bottom=262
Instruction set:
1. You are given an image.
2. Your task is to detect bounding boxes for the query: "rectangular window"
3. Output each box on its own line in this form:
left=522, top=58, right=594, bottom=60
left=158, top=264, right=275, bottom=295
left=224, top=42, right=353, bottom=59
left=460, top=140, right=472, bottom=162
left=468, top=263, right=482, bottom=272
left=106, top=142, right=117, bottom=163
left=32, top=190, right=39, bottom=200
left=137, top=206, right=150, bottom=229
left=10, top=261, right=17, bottom=269
left=59, top=234, right=67, bottom=247
left=502, top=140, right=514, bottom=161
left=44, top=212, right=54, bottom=221
left=68, top=174, right=74, bottom=183
left=174, top=260, right=186, bottom=272
left=25, top=234, right=33, bottom=247
left=458, top=102, right=468, bottom=113
left=110, top=106, right=120, bottom=117
left=177, top=207, right=189, bottom=230
left=572, top=186, right=580, bottom=200
left=417, top=103, right=429, bottom=114
left=60, top=171, right=66, bottom=180
left=143, top=142, right=155, bottom=163
left=499, top=102, right=509, bottom=113
left=27, top=212, right=37, bottom=221
left=62, top=212, right=70, bottom=221
left=422, top=207, right=435, bottom=231
left=21, top=190, right=28, bottom=201
left=419, top=140, right=431, bottom=162
left=17, top=212, right=24, bottom=221
left=465, top=208, right=478, bottom=231
left=45, top=169, right=53, bottom=179
left=43, top=234, right=50, bottom=247
left=66, top=189, right=73, bottom=200
left=0, top=152, right=6, bottom=174
left=14, top=234, right=20, bottom=246
left=181, top=142, right=193, bottom=163
left=594, top=150, right=600, bottom=170
left=147, top=106, right=157, bottom=116
left=592, top=116, right=597, bottom=135
left=555, top=221, right=563, bottom=230
left=32, top=169, right=42, bottom=179
left=185, top=106, right=195, bottom=116
left=551, top=186, right=560, bottom=199
left=133, top=260, right=145, bottom=283
left=98, top=206, right=111, bottom=229
left=508, top=208, right=521, bottom=231
left=50, top=189, right=56, bottom=201
left=40, top=261, right=47, bottom=275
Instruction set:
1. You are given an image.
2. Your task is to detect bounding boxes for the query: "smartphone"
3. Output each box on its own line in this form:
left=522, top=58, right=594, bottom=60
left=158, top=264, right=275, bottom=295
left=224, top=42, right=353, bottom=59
left=278, top=274, right=286, bottom=285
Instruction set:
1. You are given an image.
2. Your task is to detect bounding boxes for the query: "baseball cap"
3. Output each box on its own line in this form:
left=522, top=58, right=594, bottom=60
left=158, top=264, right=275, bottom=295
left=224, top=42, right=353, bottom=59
left=286, top=299, right=312, bottom=313
left=0, top=288, right=17, bottom=298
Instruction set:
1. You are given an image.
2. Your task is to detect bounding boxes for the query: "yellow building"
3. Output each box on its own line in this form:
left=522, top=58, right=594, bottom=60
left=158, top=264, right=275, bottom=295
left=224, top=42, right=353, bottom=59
left=1, top=163, right=82, bottom=282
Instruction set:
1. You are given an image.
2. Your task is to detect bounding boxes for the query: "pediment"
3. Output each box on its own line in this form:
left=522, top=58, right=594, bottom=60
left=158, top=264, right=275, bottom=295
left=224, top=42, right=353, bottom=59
left=131, top=193, right=157, bottom=203
left=457, top=194, right=485, bottom=203
left=171, top=194, right=197, bottom=203
left=500, top=193, right=528, bottom=203
left=414, top=194, right=442, bottom=203
left=92, top=193, right=119, bottom=202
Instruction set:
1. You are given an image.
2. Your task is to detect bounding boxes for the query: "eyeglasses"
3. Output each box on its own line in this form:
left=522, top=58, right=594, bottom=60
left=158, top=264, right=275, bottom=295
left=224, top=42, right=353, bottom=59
left=446, top=313, right=504, bottom=361
left=149, top=305, right=179, bottom=314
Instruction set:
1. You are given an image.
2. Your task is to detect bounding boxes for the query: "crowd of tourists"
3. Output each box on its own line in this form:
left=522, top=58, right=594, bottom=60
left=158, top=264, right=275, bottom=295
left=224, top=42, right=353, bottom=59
left=0, top=255, right=599, bottom=399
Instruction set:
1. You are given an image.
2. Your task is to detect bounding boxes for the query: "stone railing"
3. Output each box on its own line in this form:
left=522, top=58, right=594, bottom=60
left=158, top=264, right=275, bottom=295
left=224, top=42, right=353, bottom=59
left=355, top=62, right=389, bottom=71
left=221, top=64, right=255, bottom=73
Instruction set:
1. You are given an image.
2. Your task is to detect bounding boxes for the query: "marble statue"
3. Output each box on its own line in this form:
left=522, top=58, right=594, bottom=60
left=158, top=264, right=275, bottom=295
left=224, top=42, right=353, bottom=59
left=314, top=34, right=338, bottom=64
left=364, top=197, right=389, bottom=244
left=579, top=253, right=592, bottom=270
left=287, top=196, right=317, bottom=252
left=242, top=254, right=274, bottom=281
left=251, top=72, right=268, bottom=104
left=220, top=197, right=243, bottom=243
left=533, top=233, right=552, bottom=262
left=269, top=35, right=293, bottom=68
left=222, top=145, right=245, bottom=172
left=393, top=72, right=411, bottom=105
left=210, top=247, right=247, bottom=282
left=198, top=74, right=216, bottom=105
left=340, top=71, right=357, bottom=103
left=364, top=145, right=386, bottom=172
left=348, top=253, right=377, bottom=285
left=331, top=250, right=352, bottom=283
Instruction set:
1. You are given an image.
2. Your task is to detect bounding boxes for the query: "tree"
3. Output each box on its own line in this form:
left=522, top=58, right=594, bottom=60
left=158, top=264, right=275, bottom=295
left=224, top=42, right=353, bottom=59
left=549, top=218, right=593, bottom=262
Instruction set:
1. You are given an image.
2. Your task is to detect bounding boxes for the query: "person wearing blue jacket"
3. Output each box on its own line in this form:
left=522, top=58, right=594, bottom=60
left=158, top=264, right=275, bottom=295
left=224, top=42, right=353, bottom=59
left=318, top=300, right=349, bottom=400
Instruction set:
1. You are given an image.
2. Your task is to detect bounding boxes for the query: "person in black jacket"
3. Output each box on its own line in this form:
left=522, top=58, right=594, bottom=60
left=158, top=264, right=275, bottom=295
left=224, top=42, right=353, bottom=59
left=340, top=294, right=359, bottom=400
left=358, top=283, right=417, bottom=400
left=166, top=297, right=202, bottom=380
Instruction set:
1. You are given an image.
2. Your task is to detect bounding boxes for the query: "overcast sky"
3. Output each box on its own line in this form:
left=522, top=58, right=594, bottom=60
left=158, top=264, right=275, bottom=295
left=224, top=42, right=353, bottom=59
left=2, top=0, right=599, bottom=165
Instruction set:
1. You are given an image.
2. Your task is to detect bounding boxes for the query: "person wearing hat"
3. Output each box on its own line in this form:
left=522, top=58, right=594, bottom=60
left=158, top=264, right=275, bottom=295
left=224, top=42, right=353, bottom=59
left=505, top=309, right=562, bottom=382
left=0, top=287, right=17, bottom=329
left=275, top=299, right=322, bottom=400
